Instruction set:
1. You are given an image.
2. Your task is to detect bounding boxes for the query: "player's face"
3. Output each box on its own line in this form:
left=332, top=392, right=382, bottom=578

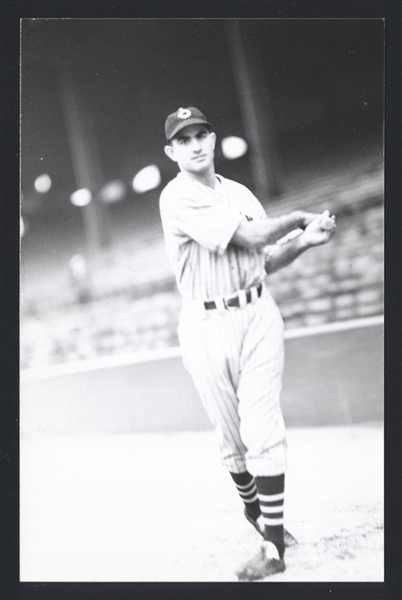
left=165, top=125, right=216, bottom=175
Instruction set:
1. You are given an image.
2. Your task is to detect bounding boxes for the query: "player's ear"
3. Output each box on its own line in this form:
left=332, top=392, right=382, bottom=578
left=164, top=144, right=177, bottom=162
left=210, top=131, right=216, bottom=149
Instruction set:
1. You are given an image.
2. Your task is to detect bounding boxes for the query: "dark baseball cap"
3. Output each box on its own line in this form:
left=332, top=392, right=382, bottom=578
left=165, top=107, right=212, bottom=141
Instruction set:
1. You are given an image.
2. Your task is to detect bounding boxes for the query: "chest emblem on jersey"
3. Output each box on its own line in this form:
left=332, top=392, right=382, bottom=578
left=177, top=108, right=192, bottom=119
left=242, top=214, right=253, bottom=222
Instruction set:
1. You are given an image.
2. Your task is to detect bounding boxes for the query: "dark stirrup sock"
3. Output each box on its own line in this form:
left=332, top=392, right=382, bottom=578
left=255, top=474, right=285, bottom=558
left=230, top=471, right=261, bottom=521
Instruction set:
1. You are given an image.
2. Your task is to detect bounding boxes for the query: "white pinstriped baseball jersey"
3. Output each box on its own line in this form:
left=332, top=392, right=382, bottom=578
left=160, top=172, right=275, bottom=300
left=160, top=171, right=286, bottom=477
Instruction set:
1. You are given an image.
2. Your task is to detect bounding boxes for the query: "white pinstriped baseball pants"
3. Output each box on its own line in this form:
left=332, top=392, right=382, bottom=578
left=178, top=285, right=287, bottom=477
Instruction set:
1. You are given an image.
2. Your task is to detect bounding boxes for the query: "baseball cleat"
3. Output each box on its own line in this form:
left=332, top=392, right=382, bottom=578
left=244, top=509, right=298, bottom=546
left=235, top=541, right=286, bottom=581
left=283, top=528, right=298, bottom=547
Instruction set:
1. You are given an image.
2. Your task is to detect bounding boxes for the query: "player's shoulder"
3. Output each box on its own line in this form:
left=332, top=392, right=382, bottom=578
left=161, top=174, right=193, bottom=198
left=219, top=174, right=266, bottom=217
left=160, top=174, right=179, bottom=198
left=219, top=175, right=256, bottom=198
left=160, top=175, right=183, bottom=207
left=159, top=174, right=200, bottom=212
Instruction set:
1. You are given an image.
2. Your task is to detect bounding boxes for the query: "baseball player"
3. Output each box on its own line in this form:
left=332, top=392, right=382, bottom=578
left=159, top=107, right=336, bottom=581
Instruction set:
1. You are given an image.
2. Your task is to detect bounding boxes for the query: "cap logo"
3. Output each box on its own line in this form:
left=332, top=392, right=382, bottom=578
left=177, top=108, right=191, bottom=119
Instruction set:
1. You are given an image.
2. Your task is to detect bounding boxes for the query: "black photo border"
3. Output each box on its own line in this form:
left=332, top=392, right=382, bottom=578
left=1, top=1, right=401, bottom=599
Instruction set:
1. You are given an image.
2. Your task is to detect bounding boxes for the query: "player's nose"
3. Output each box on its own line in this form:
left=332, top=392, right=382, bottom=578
left=191, top=138, right=202, bottom=151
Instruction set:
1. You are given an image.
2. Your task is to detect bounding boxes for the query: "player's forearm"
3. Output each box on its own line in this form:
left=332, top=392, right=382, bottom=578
left=231, top=211, right=315, bottom=250
left=265, top=212, right=337, bottom=273
left=265, top=234, right=310, bottom=274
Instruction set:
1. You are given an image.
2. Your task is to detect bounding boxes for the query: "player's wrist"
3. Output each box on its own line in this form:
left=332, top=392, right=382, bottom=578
left=292, top=211, right=306, bottom=229
left=289, top=211, right=305, bottom=230
left=294, top=230, right=311, bottom=252
left=274, top=213, right=304, bottom=241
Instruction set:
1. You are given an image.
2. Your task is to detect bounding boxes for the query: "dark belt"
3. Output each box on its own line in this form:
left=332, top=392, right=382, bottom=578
left=204, top=283, right=262, bottom=311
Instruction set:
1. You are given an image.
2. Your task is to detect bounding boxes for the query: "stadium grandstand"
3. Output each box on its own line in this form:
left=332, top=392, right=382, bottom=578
left=20, top=19, right=384, bottom=372
left=20, top=151, right=383, bottom=370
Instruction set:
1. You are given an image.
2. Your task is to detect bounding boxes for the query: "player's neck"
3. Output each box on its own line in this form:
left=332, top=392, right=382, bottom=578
left=180, top=166, right=216, bottom=189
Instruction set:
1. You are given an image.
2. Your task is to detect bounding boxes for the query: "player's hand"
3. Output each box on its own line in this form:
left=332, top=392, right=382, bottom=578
left=295, top=210, right=323, bottom=230
left=301, top=210, right=337, bottom=246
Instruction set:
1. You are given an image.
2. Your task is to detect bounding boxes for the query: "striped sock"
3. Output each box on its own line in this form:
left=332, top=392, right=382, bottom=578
left=255, top=474, right=285, bottom=558
left=230, top=471, right=261, bottom=521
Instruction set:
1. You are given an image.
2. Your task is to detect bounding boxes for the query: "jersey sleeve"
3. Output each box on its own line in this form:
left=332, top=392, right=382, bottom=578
left=160, top=188, right=244, bottom=256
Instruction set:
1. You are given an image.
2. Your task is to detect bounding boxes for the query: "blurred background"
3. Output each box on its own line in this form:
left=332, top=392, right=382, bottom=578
left=20, top=18, right=383, bottom=372
left=20, top=19, right=384, bottom=433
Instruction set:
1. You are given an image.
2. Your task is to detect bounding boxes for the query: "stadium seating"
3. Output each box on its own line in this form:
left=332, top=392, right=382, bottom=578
left=20, top=157, right=384, bottom=370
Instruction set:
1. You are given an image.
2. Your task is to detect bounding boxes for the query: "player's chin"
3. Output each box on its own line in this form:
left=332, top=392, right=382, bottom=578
left=189, top=162, right=211, bottom=174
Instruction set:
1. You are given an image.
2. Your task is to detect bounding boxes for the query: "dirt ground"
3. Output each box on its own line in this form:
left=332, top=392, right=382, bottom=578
left=20, top=422, right=383, bottom=582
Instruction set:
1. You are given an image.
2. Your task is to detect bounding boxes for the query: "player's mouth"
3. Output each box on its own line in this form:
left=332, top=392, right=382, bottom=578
left=192, top=155, right=207, bottom=161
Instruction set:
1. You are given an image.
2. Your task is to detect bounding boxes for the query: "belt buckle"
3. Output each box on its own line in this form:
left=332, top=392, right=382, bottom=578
left=224, top=288, right=250, bottom=310
left=223, top=295, right=237, bottom=310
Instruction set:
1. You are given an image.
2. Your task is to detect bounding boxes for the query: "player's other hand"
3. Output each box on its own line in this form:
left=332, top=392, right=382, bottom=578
left=301, top=210, right=337, bottom=247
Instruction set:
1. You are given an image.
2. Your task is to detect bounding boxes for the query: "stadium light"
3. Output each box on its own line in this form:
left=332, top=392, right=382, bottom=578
left=34, top=173, right=52, bottom=193
left=70, top=188, right=92, bottom=207
left=69, top=254, right=88, bottom=279
left=221, top=136, right=248, bottom=160
left=132, top=165, right=161, bottom=194
left=99, top=179, right=127, bottom=204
